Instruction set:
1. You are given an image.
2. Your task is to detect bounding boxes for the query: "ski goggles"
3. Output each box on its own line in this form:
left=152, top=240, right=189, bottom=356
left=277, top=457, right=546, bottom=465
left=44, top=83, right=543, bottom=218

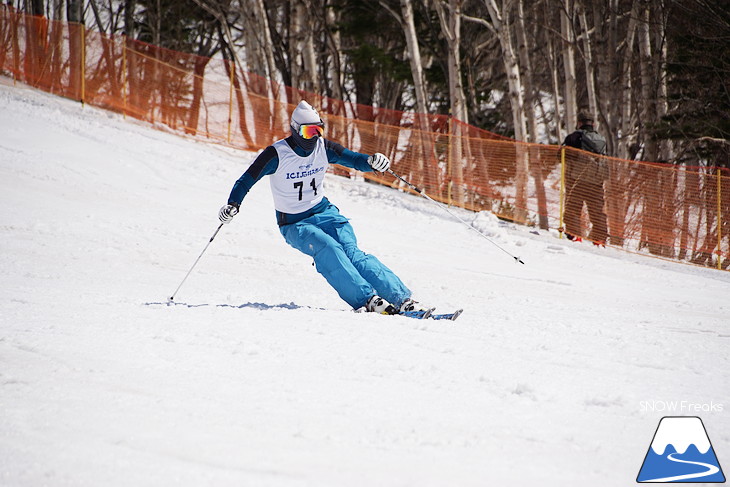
left=298, top=123, right=325, bottom=139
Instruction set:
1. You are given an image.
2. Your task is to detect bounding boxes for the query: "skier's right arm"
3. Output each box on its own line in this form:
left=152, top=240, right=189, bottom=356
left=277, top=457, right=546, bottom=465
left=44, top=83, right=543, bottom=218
left=219, top=146, right=279, bottom=224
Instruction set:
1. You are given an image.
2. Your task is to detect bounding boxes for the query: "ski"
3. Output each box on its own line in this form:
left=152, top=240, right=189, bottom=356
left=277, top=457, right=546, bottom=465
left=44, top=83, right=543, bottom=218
left=429, top=309, right=463, bottom=321
left=398, top=308, right=463, bottom=321
left=359, top=307, right=463, bottom=321
left=399, top=307, right=436, bottom=319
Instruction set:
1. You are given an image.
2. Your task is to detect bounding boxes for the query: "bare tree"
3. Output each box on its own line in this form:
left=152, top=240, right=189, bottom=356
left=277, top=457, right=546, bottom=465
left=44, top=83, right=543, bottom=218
left=67, top=0, right=84, bottom=99
left=576, top=0, right=597, bottom=118
left=289, top=1, right=319, bottom=94
left=323, top=3, right=344, bottom=102
left=378, top=0, right=435, bottom=185
left=516, top=0, right=548, bottom=228
left=637, top=2, right=657, bottom=163
left=483, top=0, right=528, bottom=222
left=432, top=0, right=467, bottom=204
left=618, top=0, right=640, bottom=160
left=432, top=0, right=468, bottom=124
left=560, top=0, right=577, bottom=133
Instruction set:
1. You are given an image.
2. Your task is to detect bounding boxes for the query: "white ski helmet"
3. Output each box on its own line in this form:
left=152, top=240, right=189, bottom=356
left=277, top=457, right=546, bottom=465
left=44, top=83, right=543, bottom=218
left=290, top=100, right=323, bottom=132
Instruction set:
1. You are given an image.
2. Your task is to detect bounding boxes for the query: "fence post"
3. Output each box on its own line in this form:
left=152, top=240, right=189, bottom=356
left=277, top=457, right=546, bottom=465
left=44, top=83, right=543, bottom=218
left=559, top=146, right=566, bottom=238
left=227, top=60, right=234, bottom=144
left=12, top=8, right=18, bottom=85
left=718, top=168, right=723, bottom=270
left=122, top=36, right=127, bottom=119
left=80, top=23, right=86, bottom=105
left=447, top=115, right=452, bottom=204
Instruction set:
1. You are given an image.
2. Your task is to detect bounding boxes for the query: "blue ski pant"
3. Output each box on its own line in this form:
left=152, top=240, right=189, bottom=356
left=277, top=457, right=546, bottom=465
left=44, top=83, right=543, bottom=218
left=279, top=205, right=410, bottom=309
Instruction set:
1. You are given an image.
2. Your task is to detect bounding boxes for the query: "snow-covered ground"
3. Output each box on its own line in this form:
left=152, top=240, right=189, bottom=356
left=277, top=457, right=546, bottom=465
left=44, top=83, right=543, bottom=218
left=1, top=79, right=728, bottom=487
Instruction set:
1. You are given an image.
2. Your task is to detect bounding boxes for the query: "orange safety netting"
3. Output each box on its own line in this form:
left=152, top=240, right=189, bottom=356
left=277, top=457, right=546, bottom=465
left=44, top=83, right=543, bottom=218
left=1, top=7, right=728, bottom=270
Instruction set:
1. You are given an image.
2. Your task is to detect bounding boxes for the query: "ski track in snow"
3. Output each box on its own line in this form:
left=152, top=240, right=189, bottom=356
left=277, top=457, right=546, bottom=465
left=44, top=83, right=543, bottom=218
left=1, top=79, right=729, bottom=486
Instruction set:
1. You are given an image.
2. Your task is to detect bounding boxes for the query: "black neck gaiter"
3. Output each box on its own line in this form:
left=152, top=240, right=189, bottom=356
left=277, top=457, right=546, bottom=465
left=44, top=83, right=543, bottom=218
left=290, top=128, right=318, bottom=153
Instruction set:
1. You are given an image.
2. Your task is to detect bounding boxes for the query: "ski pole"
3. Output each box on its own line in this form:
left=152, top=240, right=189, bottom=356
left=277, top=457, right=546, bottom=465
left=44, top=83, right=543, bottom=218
left=386, top=168, right=525, bottom=265
left=168, top=223, right=224, bottom=303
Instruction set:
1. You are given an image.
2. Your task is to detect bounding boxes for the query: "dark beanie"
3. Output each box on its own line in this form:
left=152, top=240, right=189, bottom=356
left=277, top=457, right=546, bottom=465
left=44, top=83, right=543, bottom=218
left=578, top=111, right=594, bottom=123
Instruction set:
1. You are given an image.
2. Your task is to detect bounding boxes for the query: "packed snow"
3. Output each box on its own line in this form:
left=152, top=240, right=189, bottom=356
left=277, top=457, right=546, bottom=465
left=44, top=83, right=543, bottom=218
left=1, top=79, right=728, bottom=486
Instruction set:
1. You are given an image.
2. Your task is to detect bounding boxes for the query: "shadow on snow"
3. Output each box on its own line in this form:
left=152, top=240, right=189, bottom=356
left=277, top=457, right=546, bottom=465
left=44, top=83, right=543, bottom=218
left=143, top=301, right=326, bottom=311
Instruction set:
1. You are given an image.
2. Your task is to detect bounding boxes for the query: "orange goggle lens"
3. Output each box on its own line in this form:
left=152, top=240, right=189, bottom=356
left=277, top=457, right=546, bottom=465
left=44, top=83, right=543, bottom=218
left=299, top=123, right=324, bottom=139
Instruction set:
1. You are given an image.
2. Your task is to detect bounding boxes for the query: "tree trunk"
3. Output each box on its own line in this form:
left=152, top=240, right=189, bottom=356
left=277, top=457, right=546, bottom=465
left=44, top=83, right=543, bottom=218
left=433, top=0, right=467, bottom=205
left=124, top=0, right=135, bottom=37
left=560, top=0, right=577, bottom=132
left=324, top=4, right=344, bottom=102
left=576, top=2, right=597, bottom=118
left=224, top=55, right=255, bottom=149
left=301, top=6, right=319, bottom=94
left=595, top=1, right=616, bottom=156
left=638, top=2, right=665, bottom=255
left=618, top=0, right=639, bottom=161
left=399, top=0, right=428, bottom=117
left=185, top=56, right=211, bottom=136
left=67, top=0, right=83, bottom=100
left=48, top=1, right=64, bottom=93
left=87, top=0, right=120, bottom=98
left=609, top=0, right=639, bottom=247
left=678, top=165, right=689, bottom=260
left=245, top=0, right=285, bottom=140
left=543, top=8, right=563, bottom=142
left=398, top=0, right=434, bottom=187
left=516, top=0, right=548, bottom=228
left=485, top=0, right=528, bottom=222
left=287, top=2, right=320, bottom=95
left=638, top=3, right=657, bottom=162
left=123, top=0, right=138, bottom=113
left=655, top=8, right=671, bottom=162
left=29, top=0, right=44, bottom=16
left=654, top=4, right=674, bottom=254
left=289, top=2, right=304, bottom=93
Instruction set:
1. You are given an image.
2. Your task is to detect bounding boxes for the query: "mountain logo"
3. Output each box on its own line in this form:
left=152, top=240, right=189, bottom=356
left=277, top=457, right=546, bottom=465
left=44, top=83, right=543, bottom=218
left=637, top=416, right=725, bottom=483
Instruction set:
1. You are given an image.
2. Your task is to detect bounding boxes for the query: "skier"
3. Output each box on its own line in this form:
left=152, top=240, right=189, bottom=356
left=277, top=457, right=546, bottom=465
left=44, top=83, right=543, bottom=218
left=218, top=100, right=429, bottom=316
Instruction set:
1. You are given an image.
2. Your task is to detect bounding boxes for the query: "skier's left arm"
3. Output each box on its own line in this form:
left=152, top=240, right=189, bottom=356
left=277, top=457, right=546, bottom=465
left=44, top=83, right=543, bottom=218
left=325, top=140, right=390, bottom=173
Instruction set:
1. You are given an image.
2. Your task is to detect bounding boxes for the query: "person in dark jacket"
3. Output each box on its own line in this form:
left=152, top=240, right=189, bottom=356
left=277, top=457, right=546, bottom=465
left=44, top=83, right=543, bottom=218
left=561, top=112, right=609, bottom=245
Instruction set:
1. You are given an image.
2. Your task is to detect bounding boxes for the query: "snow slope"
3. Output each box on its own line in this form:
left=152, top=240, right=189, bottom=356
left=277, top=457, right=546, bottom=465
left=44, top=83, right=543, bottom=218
left=1, top=80, right=728, bottom=487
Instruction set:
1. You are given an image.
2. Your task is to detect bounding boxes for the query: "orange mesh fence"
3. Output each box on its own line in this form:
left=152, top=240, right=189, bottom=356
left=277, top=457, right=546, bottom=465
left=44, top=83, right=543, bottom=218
left=2, top=7, right=728, bottom=270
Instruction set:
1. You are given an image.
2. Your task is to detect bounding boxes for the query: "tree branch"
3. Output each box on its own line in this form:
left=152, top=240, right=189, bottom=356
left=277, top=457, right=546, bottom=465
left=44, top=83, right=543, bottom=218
left=461, top=13, right=496, bottom=34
